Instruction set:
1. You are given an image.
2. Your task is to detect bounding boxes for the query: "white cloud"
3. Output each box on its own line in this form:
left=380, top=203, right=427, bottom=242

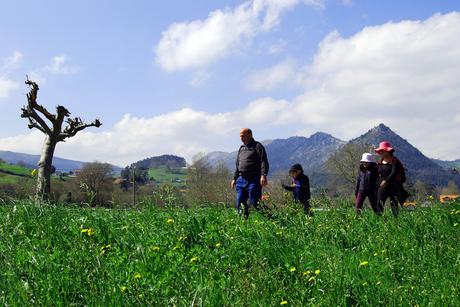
left=155, top=0, right=324, bottom=72
left=2, top=50, right=22, bottom=72
left=0, top=51, right=21, bottom=100
left=2, top=12, right=460, bottom=164
left=0, top=77, right=19, bottom=100
left=245, top=59, right=304, bottom=91
left=43, top=55, right=79, bottom=75
left=189, top=71, right=213, bottom=87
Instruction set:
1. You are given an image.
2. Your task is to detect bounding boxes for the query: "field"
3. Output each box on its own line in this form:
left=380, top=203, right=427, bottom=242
left=148, top=166, right=187, bottom=187
left=0, top=200, right=459, bottom=306
left=0, top=163, right=33, bottom=184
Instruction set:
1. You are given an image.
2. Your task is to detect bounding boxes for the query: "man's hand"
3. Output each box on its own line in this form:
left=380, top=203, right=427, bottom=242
left=231, top=180, right=236, bottom=189
left=380, top=180, right=387, bottom=188
left=260, top=175, right=267, bottom=187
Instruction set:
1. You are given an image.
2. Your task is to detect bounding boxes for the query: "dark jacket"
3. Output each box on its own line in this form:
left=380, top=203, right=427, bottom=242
left=377, top=157, right=405, bottom=184
left=233, top=138, right=269, bottom=180
left=283, top=173, right=311, bottom=202
left=355, top=163, right=378, bottom=196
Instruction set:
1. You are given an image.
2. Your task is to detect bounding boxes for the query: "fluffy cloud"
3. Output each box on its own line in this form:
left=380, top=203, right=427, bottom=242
left=2, top=12, right=460, bottom=164
left=0, top=51, right=22, bottom=100
left=244, top=59, right=304, bottom=91
left=28, top=55, right=80, bottom=84
left=155, top=0, right=324, bottom=72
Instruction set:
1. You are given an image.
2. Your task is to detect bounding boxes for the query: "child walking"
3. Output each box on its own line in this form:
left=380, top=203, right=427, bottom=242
left=282, top=164, right=312, bottom=215
left=355, top=153, right=381, bottom=215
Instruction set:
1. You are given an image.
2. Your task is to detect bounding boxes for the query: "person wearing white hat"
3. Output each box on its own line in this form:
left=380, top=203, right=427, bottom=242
left=355, top=153, right=381, bottom=215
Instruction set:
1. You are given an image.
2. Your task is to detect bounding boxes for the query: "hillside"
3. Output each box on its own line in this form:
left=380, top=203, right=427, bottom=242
left=349, top=124, right=458, bottom=186
left=132, top=154, right=186, bottom=169
left=0, top=150, right=122, bottom=174
left=204, top=133, right=345, bottom=177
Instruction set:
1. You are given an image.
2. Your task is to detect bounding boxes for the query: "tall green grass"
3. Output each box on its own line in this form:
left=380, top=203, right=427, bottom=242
left=0, top=200, right=459, bottom=305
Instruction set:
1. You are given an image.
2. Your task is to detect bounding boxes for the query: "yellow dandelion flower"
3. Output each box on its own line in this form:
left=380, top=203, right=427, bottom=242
left=31, top=169, right=38, bottom=176
left=152, top=246, right=160, bottom=252
left=190, top=257, right=198, bottom=263
left=315, top=269, right=320, bottom=275
left=100, top=244, right=111, bottom=255
left=215, top=243, right=221, bottom=248
left=359, top=261, right=369, bottom=267
left=303, top=270, right=311, bottom=276
left=120, top=286, right=127, bottom=293
left=289, top=267, right=296, bottom=273
left=280, top=301, right=288, bottom=305
left=134, top=273, right=142, bottom=279
left=81, top=228, right=94, bottom=236
left=167, top=218, right=174, bottom=224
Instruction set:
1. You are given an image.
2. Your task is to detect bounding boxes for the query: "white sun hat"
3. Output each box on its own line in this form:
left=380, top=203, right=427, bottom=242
left=360, top=153, right=376, bottom=163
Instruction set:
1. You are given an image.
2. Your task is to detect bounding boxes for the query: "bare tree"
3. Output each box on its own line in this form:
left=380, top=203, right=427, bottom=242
left=77, top=162, right=113, bottom=206
left=21, top=79, right=102, bottom=201
left=325, top=143, right=372, bottom=196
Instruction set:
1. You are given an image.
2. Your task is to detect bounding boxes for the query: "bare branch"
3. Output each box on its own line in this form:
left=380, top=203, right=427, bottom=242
left=21, top=79, right=53, bottom=134
left=54, top=105, right=71, bottom=135
left=25, top=79, right=55, bottom=123
left=59, top=118, right=102, bottom=141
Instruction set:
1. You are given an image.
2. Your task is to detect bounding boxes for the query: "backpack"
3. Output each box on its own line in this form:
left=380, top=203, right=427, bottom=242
left=393, top=157, right=406, bottom=183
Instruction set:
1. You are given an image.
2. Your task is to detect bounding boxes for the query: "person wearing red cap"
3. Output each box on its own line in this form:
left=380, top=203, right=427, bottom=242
left=375, top=141, right=409, bottom=216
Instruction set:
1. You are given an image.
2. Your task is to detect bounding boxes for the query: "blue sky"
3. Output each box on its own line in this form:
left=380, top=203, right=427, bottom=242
left=1, top=0, right=459, bottom=165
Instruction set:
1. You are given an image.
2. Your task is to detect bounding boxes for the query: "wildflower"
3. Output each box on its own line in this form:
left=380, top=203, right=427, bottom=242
left=359, top=261, right=369, bottom=267
left=303, top=270, right=311, bottom=276
left=308, top=276, right=316, bottom=282
left=120, top=286, right=127, bottom=293
left=31, top=169, right=38, bottom=176
left=280, top=301, right=288, bottom=305
left=167, top=218, right=174, bottom=224
left=152, top=246, right=160, bottom=252
left=190, top=257, right=198, bottom=263
left=215, top=243, right=221, bottom=248
left=289, top=267, right=296, bottom=273
left=315, top=269, right=320, bottom=275
left=134, top=273, right=142, bottom=279
left=100, top=244, right=111, bottom=255
left=81, top=228, right=94, bottom=236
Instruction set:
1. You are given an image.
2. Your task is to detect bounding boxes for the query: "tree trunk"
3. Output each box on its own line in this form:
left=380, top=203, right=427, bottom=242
left=36, top=136, right=57, bottom=201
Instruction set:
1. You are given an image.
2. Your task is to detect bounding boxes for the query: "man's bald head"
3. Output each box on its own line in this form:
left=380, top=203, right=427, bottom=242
left=240, top=128, right=253, bottom=145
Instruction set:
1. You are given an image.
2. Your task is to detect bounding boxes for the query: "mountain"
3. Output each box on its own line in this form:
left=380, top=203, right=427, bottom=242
left=349, top=124, right=458, bottom=186
left=203, top=132, right=345, bottom=177
left=0, top=150, right=122, bottom=174
left=431, top=158, right=460, bottom=170
left=131, top=154, right=186, bottom=169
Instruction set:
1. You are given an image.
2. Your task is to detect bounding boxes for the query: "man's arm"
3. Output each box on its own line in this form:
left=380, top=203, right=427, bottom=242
left=231, top=147, right=241, bottom=189
left=256, top=143, right=269, bottom=176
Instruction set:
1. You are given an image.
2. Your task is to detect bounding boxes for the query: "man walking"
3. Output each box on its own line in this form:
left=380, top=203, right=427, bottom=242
left=231, top=128, right=269, bottom=219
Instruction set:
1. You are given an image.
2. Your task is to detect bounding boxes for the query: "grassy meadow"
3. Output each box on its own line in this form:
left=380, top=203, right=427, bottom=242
left=0, top=200, right=459, bottom=306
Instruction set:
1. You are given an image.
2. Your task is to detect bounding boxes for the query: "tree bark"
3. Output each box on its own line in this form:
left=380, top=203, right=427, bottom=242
left=36, top=135, right=57, bottom=201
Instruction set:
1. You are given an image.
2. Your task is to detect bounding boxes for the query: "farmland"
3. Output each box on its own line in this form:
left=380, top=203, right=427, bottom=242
left=0, top=200, right=459, bottom=306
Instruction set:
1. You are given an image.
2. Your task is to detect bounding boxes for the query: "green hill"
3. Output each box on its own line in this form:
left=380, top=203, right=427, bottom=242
left=148, top=166, right=187, bottom=187
left=0, top=162, right=33, bottom=184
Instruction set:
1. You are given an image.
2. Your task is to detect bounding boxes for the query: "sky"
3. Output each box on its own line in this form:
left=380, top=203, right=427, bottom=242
left=1, top=0, right=459, bottom=166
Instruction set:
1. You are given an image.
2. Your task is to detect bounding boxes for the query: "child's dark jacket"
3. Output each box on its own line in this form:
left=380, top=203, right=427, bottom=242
left=283, top=173, right=311, bottom=202
left=355, top=164, right=378, bottom=196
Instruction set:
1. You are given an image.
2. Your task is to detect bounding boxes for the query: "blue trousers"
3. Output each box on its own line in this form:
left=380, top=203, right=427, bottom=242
left=235, top=176, right=262, bottom=218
